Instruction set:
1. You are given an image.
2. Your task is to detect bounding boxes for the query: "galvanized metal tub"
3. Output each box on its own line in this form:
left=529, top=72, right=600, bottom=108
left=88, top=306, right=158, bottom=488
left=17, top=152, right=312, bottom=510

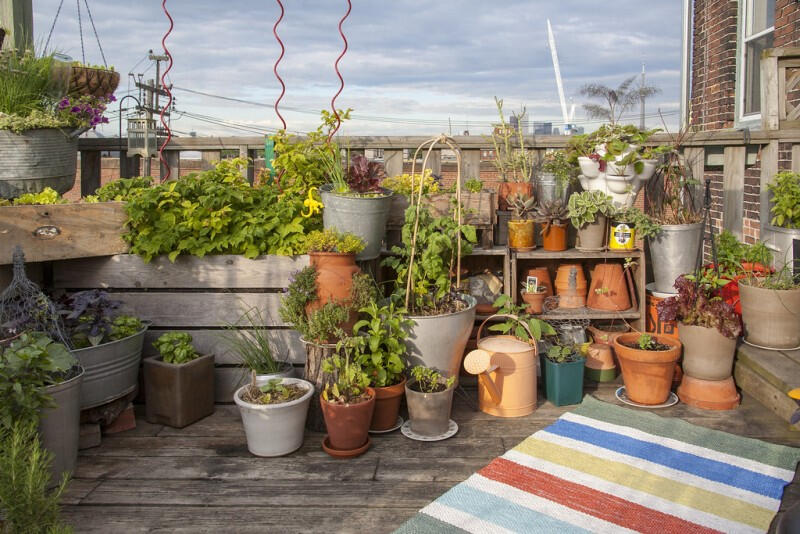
left=0, top=128, right=78, bottom=198
left=39, top=368, right=84, bottom=486
left=71, top=325, right=148, bottom=409
left=320, top=185, right=393, bottom=261
left=648, top=222, right=704, bottom=294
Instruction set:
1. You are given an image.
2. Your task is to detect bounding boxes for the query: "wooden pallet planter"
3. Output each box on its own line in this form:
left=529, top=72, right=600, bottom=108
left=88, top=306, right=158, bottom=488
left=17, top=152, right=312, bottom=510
left=386, top=191, right=497, bottom=248
left=53, top=254, right=309, bottom=403
left=734, top=345, right=800, bottom=430
left=0, top=202, right=128, bottom=264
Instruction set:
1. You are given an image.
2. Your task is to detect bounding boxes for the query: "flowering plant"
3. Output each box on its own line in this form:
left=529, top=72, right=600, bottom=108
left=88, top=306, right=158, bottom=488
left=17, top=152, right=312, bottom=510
left=656, top=275, right=741, bottom=339
left=56, top=94, right=114, bottom=129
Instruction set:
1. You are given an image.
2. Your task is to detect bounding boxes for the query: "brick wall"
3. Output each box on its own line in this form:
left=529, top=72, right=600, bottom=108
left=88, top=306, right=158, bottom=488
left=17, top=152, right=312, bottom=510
left=774, top=0, right=800, bottom=46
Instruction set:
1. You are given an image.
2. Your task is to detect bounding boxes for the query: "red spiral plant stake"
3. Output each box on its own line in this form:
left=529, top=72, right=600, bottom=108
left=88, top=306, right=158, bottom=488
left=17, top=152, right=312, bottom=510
left=327, top=0, right=351, bottom=144
left=273, top=0, right=287, bottom=131
left=158, top=0, right=174, bottom=181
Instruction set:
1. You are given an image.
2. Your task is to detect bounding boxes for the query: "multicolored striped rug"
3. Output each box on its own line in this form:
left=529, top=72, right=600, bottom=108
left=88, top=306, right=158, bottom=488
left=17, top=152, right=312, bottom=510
left=395, top=396, right=799, bottom=534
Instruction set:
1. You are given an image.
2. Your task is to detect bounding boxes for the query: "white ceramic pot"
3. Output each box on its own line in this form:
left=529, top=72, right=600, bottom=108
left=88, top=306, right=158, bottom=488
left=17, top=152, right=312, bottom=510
left=234, top=377, right=314, bottom=457
left=638, top=159, right=659, bottom=181
left=578, top=157, right=600, bottom=178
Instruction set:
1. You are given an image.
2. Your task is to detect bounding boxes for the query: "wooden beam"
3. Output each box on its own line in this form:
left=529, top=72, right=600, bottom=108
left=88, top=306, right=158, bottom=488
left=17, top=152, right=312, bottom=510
left=239, top=146, right=254, bottom=183
left=462, top=149, right=481, bottom=182
left=0, top=0, right=33, bottom=51
left=80, top=150, right=102, bottom=197
left=722, top=146, right=745, bottom=239
left=159, top=150, right=180, bottom=181
left=684, top=146, right=705, bottom=213
left=118, top=151, right=140, bottom=178
left=761, top=54, right=779, bottom=131
left=383, top=149, right=403, bottom=178
left=760, top=141, right=779, bottom=229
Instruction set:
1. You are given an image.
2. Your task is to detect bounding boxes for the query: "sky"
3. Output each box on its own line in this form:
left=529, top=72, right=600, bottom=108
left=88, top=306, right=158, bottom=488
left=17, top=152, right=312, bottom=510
left=32, top=0, right=684, bottom=138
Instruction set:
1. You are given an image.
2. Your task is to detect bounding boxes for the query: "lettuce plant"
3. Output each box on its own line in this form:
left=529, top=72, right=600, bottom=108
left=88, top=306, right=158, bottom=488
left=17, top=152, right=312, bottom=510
left=656, top=276, right=741, bottom=339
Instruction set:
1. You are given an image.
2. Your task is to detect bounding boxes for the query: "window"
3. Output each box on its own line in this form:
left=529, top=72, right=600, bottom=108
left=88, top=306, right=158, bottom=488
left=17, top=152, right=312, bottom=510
left=739, top=0, right=775, bottom=119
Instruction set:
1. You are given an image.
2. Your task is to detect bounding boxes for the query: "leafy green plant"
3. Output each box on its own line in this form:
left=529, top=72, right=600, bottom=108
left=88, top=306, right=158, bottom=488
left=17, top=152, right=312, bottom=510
left=579, top=77, right=661, bottom=125
left=0, top=332, right=77, bottom=429
left=240, top=374, right=307, bottom=405
left=153, top=332, right=199, bottom=365
left=567, top=190, right=615, bottom=229
left=637, top=333, right=654, bottom=350
left=305, top=302, right=350, bottom=344
left=613, top=206, right=661, bottom=239
left=0, top=420, right=72, bottom=534
left=109, top=315, right=143, bottom=341
left=12, top=187, right=67, bottom=205
left=488, top=294, right=555, bottom=342
left=644, top=131, right=700, bottom=225
left=540, top=150, right=577, bottom=195
left=486, top=97, right=533, bottom=183
left=382, top=169, right=440, bottom=197
left=278, top=266, right=319, bottom=333
left=90, top=176, right=153, bottom=202
left=767, top=171, right=800, bottom=228
left=535, top=199, right=568, bottom=224
left=384, top=203, right=476, bottom=315
left=464, top=178, right=483, bottom=193
left=546, top=343, right=576, bottom=363
left=321, top=343, right=371, bottom=404
left=507, top=192, right=536, bottom=221
left=408, top=365, right=455, bottom=393
left=741, top=265, right=800, bottom=291
left=123, top=158, right=320, bottom=261
left=58, top=290, right=141, bottom=348
left=305, top=229, right=365, bottom=254
left=224, top=307, right=289, bottom=374
left=711, top=230, right=773, bottom=277
left=657, top=276, right=742, bottom=339
left=0, top=48, right=58, bottom=119
left=352, top=301, right=411, bottom=387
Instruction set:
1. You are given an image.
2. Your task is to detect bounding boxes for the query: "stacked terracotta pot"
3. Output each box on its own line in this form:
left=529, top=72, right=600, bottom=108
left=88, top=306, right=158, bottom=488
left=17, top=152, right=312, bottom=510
left=675, top=324, right=740, bottom=410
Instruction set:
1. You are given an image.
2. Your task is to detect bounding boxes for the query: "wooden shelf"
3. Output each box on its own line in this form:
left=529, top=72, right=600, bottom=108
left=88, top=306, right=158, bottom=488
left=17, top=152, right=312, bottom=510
left=513, top=248, right=644, bottom=260
left=535, top=308, right=642, bottom=321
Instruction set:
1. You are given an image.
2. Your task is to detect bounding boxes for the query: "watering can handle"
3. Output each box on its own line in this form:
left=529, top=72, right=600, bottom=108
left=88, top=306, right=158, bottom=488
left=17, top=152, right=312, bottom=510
left=476, top=314, right=538, bottom=351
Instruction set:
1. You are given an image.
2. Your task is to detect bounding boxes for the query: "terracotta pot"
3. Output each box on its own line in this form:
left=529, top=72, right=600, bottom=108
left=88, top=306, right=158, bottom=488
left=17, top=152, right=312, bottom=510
left=498, top=182, right=533, bottom=211
left=508, top=219, right=535, bottom=251
left=739, top=282, right=800, bottom=349
left=370, top=378, right=406, bottom=431
left=320, top=387, right=375, bottom=453
left=677, top=323, right=737, bottom=381
left=587, top=263, right=631, bottom=311
left=613, top=333, right=682, bottom=405
left=586, top=323, right=629, bottom=345
left=576, top=216, right=607, bottom=250
left=555, top=264, right=587, bottom=308
left=525, top=267, right=553, bottom=298
left=541, top=221, right=568, bottom=251
left=585, top=343, right=617, bottom=382
left=308, top=252, right=360, bottom=308
left=521, top=290, right=546, bottom=314
left=677, top=375, right=740, bottom=410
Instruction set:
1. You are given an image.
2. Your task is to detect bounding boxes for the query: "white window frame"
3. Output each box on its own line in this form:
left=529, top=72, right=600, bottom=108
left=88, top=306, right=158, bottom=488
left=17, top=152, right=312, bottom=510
left=736, top=0, right=775, bottom=127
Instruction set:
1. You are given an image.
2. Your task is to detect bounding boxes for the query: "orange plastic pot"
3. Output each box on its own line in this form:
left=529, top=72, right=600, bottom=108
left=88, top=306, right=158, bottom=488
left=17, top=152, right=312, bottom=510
left=508, top=220, right=535, bottom=251
left=541, top=221, right=568, bottom=251
left=613, top=333, right=681, bottom=405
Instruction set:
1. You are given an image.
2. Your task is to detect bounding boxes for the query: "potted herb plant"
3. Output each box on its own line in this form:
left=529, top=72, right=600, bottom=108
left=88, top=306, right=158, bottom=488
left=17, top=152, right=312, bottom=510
left=739, top=269, right=800, bottom=349
left=234, top=372, right=315, bottom=457
left=538, top=150, right=577, bottom=205
left=59, top=290, right=148, bottom=409
left=0, top=332, right=83, bottom=486
left=541, top=338, right=586, bottom=406
left=143, top=332, right=215, bottom=428
left=320, top=345, right=375, bottom=457
left=305, top=229, right=364, bottom=317
left=520, top=279, right=547, bottom=314
left=319, top=151, right=394, bottom=261
left=536, top=199, right=569, bottom=251
left=710, top=231, right=773, bottom=314
left=488, top=98, right=534, bottom=210
left=608, top=206, right=661, bottom=251
left=405, top=365, right=456, bottom=437
left=506, top=192, right=536, bottom=251
left=765, top=171, right=800, bottom=271
left=352, top=301, right=411, bottom=431
left=613, top=332, right=682, bottom=405
left=567, top=190, right=615, bottom=251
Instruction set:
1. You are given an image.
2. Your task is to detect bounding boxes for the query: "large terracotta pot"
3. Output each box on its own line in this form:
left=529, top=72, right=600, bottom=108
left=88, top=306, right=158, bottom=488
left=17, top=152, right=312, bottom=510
left=498, top=182, right=533, bottom=211
left=370, top=378, right=406, bottom=431
left=739, top=282, right=800, bottom=349
left=587, top=263, right=631, bottom=311
left=320, top=387, right=375, bottom=452
left=613, top=333, right=681, bottom=405
left=541, top=221, right=568, bottom=251
left=508, top=219, right=535, bottom=251
left=308, top=252, right=360, bottom=308
left=677, top=323, right=737, bottom=381
left=677, top=375, right=740, bottom=411
left=521, top=290, right=546, bottom=314
left=525, top=267, right=553, bottom=297
left=555, top=264, right=587, bottom=308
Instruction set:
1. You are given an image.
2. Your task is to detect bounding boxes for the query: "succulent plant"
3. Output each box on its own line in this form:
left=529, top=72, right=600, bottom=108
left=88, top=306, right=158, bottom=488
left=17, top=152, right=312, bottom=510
left=535, top=199, right=568, bottom=223
left=507, top=193, right=536, bottom=220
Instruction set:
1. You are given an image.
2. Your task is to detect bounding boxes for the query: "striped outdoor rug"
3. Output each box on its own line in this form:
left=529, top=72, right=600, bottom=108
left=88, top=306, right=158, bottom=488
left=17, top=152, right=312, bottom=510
left=395, top=396, right=799, bottom=534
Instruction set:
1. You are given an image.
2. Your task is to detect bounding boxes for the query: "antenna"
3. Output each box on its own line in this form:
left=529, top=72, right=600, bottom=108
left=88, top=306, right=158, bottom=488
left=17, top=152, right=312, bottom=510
left=547, top=19, right=570, bottom=129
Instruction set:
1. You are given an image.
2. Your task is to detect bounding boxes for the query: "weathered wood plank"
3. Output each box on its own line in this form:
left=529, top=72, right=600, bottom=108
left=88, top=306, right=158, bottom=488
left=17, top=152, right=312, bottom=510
left=80, top=151, right=101, bottom=197
left=761, top=141, right=779, bottom=230
left=376, top=456, right=493, bottom=482
left=61, top=479, right=101, bottom=505
left=685, top=147, right=705, bottom=213
left=736, top=345, right=800, bottom=393
left=723, top=146, right=746, bottom=239
left=734, top=362, right=800, bottom=429
left=762, top=54, right=780, bottom=131
left=462, top=149, right=481, bottom=181
left=0, top=203, right=128, bottom=264
left=387, top=191, right=496, bottom=227
left=383, top=149, right=403, bottom=178
left=112, top=292, right=286, bottom=327
left=54, top=254, right=309, bottom=289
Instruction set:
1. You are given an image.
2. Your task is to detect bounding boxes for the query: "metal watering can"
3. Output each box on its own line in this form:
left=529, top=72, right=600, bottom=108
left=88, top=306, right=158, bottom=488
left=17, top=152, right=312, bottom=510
left=464, top=314, right=539, bottom=417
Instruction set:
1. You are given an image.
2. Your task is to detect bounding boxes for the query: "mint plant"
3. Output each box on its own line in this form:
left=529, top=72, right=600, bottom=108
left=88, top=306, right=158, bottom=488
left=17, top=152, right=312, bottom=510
left=352, top=301, right=411, bottom=387
left=767, top=171, right=800, bottom=228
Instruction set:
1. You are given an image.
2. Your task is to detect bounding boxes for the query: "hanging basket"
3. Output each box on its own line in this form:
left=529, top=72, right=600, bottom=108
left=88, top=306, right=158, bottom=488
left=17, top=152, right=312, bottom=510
left=69, top=66, right=120, bottom=98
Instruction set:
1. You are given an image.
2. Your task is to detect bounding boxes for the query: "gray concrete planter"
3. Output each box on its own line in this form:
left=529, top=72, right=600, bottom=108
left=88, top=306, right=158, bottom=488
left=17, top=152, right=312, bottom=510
left=0, top=128, right=78, bottom=198
left=740, top=282, right=800, bottom=349
left=39, top=368, right=84, bottom=486
left=144, top=354, right=216, bottom=428
left=405, top=380, right=455, bottom=436
left=576, top=216, right=607, bottom=250
left=677, top=323, right=737, bottom=380
left=320, top=185, right=393, bottom=261
left=71, top=324, right=148, bottom=409
left=405, top=295, right=477, bottom=382
left=648, top=222, right=704, bottom=293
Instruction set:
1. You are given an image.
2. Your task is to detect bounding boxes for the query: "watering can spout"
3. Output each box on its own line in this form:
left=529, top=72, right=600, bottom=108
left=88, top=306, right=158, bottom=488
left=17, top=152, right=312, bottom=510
left=464, top=349, right=502, bottom=404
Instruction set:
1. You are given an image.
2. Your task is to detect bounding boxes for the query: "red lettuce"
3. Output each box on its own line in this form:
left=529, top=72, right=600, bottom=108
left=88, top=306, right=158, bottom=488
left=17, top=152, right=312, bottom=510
left=347, top=154, right=384, bottom=193
left=656, top=276, right=741, bottom=339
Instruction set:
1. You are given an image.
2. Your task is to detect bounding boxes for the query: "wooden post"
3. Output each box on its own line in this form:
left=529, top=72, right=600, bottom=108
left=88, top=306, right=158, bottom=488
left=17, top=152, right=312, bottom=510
left=425, top=150, right=442, bottom=176
left=80, top=150, right=101, bottom=197
left=684, top=147, right=705, bottom=213
left=722, top=146, right=746, bottom=239
left=462, top=149, right=481, bottom=182
left=760, top=141, right=779, bottom=228
left=119, top=150, right=140, bottom=178
left=383, top=149, right=403, bottom=177
left=239, top=145, right=254, bottom=184
left=303, top=341, right=335, bottom=432
left=761, top=51, right=779, bottom=131
left=201, top=150, right=221, bottom=170
left=159, top=150, right=180, bottom=181
left=0, top=0, right=33, bottom=51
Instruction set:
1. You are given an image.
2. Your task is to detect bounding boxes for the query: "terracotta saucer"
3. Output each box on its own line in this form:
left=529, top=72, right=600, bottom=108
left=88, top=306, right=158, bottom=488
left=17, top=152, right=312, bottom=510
left=321, top=436, right=371, bottom=459
left=677, top=375, right=740, bottom=411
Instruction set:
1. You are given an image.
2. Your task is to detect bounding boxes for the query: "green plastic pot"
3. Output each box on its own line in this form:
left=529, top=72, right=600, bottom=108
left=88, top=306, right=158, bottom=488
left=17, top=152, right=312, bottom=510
left=541, top=354, right=585, bottom=406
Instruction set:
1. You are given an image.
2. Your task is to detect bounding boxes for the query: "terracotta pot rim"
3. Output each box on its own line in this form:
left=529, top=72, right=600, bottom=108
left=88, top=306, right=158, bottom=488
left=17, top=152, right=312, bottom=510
left=613, top=333, right=681, bottom=362
left=308, top=251, right=357, bottom=258
left=373, top=377, right=407, bottom=399
left=320, top=387, right=375, bottom=407
left=321, top=435, right=371, bottom=457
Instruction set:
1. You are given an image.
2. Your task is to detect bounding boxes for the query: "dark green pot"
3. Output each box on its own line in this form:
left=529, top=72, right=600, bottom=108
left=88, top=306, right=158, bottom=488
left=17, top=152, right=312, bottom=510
left=542, top=354, right=585, bottom=406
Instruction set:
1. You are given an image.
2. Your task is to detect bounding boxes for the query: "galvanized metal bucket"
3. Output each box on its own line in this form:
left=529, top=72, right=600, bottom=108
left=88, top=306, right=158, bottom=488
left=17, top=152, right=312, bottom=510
left=648, top=222, right=703, bottom=294
left=71, top=324, right=148, bottom=409
left=0, top=128, right=79, bottom=198
left=320, top=184, right=393, bottom=261
left=39, top=368, right=84, bottom=486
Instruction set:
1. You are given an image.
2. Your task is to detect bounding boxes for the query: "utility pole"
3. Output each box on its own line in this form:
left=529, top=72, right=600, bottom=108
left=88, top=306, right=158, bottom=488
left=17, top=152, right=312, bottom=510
left=640, top=63, right=646, bottom=130
left=0, top=0, right=33, bottom=51
left=134, top=51, right=171, bottom=176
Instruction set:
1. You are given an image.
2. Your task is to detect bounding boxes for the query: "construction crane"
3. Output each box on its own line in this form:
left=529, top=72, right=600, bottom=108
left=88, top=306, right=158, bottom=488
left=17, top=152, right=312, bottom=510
left=546, top=19, right=576, bottom=135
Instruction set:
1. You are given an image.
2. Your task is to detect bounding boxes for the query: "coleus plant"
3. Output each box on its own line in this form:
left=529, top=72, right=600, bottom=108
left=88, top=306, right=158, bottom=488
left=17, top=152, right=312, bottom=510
left=656, top=275, right=742, bottom=339
left=346, top=154, right=384, bottom=193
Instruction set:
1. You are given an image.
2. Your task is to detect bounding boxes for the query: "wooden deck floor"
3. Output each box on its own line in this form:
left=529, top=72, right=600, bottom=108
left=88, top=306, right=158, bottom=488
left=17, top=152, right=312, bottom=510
left=62, top=380, right=800, bottom=533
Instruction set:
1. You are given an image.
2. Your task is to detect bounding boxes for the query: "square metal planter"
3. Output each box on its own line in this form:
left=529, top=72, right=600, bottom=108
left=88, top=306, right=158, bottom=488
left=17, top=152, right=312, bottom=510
left=143, top=354, right=215, bottom=428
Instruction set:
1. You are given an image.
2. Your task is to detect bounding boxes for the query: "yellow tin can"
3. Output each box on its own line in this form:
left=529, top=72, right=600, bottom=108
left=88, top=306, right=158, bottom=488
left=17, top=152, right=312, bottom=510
left=609, top=221, right=636, bottom=250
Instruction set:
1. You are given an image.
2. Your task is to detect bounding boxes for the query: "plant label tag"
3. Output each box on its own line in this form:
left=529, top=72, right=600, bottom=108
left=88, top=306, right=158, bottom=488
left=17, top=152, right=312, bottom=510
left=526, top=276, right=538, bottom=293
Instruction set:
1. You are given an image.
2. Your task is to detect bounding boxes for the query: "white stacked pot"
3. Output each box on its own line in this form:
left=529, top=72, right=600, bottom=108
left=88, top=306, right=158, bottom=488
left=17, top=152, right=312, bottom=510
left=577, top=145, right=657, bottom=207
